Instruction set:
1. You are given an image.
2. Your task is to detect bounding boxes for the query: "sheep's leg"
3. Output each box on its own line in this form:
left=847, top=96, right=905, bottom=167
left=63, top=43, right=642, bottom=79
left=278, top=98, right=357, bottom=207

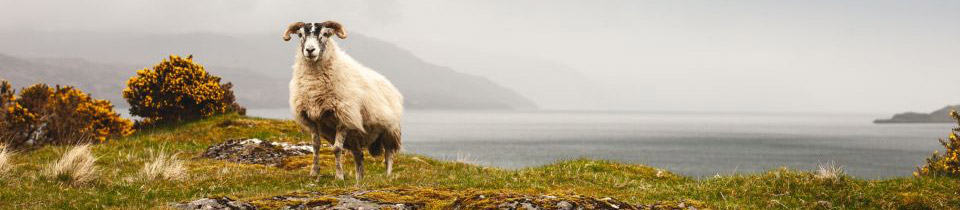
left=333, top=130, right=346, bottom=180
left=310, top=134, right=322, bottom=177
left=384, top=150, right=394, bottom=176
left=333, top=148, right=344, bottom=180
left=351, top=148, right=365, bottom=184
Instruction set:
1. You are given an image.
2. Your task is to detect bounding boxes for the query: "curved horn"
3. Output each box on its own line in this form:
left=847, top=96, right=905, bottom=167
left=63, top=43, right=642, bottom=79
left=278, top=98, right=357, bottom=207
left=320, top=21, right=347, bottom=39
left=282, top=22, right=306, bottom=41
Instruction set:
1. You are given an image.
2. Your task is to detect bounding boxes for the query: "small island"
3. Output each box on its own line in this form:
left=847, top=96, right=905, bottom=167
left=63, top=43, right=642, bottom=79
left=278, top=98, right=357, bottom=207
left=874, top=105, right=959, bottom=124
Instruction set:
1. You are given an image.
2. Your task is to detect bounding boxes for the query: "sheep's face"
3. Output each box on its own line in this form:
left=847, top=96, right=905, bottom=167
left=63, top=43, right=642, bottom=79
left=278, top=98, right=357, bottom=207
left=283, top=21, right=348, bottom=63
left=299, top=23, right=332, bottom=62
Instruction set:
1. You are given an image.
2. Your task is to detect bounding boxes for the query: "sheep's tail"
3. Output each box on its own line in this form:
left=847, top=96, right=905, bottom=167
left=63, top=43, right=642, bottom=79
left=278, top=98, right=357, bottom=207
left=369, top=128, right=401, bottom=156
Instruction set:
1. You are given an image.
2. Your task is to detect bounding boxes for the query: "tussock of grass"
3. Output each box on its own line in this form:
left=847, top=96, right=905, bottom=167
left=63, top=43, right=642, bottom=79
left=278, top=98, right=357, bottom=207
left=139, top=149, right=187, bottom=181
left=814, top=161, right=845, bottom=182
left=0, top=144, right=11, bottom=176
left=0, top=114, right=957, bottom=209
left=46, top=144, right=97, bottom=184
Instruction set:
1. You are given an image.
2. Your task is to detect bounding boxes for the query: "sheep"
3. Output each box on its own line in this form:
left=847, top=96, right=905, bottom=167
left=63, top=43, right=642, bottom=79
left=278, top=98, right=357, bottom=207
left=282, top=21, right=404, bottom=182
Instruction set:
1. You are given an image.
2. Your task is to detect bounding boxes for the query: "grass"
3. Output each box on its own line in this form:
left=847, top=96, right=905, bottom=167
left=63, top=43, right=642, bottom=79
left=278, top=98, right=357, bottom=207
left=45, top=144, right=98, bottom=185
left=0, top=114, right=957, bottom=209
left=0, top=144, right=10, bottom=176
left=138, top=149, right=186, bottom=181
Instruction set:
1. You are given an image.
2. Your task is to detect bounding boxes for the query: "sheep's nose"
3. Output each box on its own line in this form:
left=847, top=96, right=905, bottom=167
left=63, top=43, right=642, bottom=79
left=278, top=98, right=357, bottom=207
left=305, top=48, right=316, bottom=54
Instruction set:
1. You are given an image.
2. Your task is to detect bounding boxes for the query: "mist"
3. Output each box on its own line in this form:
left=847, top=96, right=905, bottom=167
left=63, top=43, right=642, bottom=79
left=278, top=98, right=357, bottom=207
left=2, top=0, right=959, bottom=114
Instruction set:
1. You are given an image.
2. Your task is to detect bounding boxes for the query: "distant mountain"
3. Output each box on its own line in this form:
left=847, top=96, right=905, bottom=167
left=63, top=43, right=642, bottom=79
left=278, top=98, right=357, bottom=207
left=874, top=105, right=959, bottom=124
left=0, top=30, right=536, bottom=110
left=402, top=45, right=610, bottom=110
left=0, top=53, right=288, bottom=109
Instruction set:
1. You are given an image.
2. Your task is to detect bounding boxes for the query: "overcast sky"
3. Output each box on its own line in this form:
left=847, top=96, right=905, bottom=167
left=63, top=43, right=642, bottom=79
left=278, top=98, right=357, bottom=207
left=2, top=0, right=959, bottom=114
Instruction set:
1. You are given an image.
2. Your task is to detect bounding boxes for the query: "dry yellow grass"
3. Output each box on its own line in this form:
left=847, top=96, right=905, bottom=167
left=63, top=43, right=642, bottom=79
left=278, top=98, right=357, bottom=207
left=46, top=144, right=98, bottom=184
left=139, top=149, right=187, bottom=181
left=0, top=144, right=11, bottom=176
left=814, top=161, right=845, bottom=182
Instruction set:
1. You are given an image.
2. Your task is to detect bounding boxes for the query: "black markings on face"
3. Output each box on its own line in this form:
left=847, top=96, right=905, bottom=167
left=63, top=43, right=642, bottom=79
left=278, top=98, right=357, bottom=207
left=299, top=22, right=330, bottom=59
left=301, top=23, right=329, bottom=38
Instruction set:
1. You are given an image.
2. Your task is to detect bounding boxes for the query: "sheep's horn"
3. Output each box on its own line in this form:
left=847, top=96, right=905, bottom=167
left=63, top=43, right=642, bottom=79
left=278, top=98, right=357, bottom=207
left=320, top=21, right=347, bottom=39
left=282, top=22, right=306, bottom=41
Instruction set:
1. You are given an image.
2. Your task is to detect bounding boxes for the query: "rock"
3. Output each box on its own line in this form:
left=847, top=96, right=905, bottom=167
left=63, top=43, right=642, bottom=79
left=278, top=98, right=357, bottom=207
left=636, top=200, right=705, bottom=210
left=454, top=192, right=633, bottom=210
left=202, top=138, right=314, bottom=166
left=175, top=188, right=697, bottom=210
left=520, top=202, right=540, bottom=210
left=171, top=197, right=255, bottom=210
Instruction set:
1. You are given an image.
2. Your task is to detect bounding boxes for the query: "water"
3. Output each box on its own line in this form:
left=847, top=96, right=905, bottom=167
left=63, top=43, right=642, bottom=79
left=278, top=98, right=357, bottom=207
left=247, top=109, right=952, bottom=179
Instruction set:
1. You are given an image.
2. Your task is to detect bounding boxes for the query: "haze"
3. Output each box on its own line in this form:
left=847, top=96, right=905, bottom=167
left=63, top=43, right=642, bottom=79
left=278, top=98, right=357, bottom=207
left=2, top=0, right=958, bottom=114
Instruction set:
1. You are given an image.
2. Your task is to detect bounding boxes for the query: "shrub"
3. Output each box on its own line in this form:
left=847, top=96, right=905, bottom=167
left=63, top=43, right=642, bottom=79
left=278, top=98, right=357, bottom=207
left=0, top=80, right=12, bottom=134
left=915, top=110, right=960, bottom=177
left=123, top=55, right=244, bottom=124
left=0, top=81, right=133, bottom=149
left=139, top=149, right=187, bottom=181
left=46, top=144, right=98, bottom=184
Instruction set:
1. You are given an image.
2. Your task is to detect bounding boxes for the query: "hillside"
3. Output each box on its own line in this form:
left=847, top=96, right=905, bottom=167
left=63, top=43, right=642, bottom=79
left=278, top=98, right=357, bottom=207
left=0, top=30, right=536, bottom=110
left=405, top=45, right=611, bottom=110
left=0, top=115, right=957, bottom=209
left=0, top=53, right=289, bottom=109
left=874, top=105, right=959, bottom=124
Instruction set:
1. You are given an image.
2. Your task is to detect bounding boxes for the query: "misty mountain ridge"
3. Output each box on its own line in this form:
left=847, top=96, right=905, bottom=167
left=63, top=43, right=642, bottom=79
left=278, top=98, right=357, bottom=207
left=874, top=105, right=960, bottom=124
left=0, top=30, right=536, bottom=110
left=0, top=53, right=289, bottom=109
left=402, top=45, right=612, bottom=110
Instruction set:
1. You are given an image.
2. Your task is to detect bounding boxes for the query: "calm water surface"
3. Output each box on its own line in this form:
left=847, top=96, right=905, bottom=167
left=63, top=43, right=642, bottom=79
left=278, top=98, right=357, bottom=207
left=248, top=109, right=951, bottom=179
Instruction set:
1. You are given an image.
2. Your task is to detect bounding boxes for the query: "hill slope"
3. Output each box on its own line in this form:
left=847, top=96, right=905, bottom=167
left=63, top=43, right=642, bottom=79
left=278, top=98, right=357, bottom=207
left=875, top=105, right=959, bottom=124
left=407, top=46, right=611, bottom=110
left=0, top=115, right=957, bottom=209
left=0, top=30, right=536, bottom=110
left=0, top=53, right=288, bottom=109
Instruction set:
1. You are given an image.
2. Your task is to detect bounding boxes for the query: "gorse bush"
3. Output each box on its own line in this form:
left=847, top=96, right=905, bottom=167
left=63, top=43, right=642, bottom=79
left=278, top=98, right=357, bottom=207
left=916, top=110, right=960, bottom=177
left=123, top=55, right=244, bottom=124
left=0, top=80, right=133, bottom=149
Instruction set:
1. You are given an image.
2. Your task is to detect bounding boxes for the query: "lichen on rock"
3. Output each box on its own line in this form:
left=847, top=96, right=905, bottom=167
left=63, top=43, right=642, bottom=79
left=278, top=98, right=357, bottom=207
left=202, top=138, right=314, bottom=166
left=172, top=187, right=706, bottom=210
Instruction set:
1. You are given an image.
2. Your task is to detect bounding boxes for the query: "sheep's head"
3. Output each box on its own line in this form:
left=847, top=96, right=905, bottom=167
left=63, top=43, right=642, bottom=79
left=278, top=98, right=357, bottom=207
left=283, top=21, right=348, bottom=62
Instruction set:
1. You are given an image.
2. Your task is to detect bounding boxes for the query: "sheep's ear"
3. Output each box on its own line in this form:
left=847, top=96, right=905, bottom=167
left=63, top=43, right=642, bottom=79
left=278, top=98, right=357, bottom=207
left=282, top=22, right=306, bottom=41
left=320, top=21, right=347, bottom=39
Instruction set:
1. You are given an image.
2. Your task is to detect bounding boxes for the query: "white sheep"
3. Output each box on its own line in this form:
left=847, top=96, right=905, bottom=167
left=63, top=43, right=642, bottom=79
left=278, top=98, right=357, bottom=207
left=282, top=21, right=403, bottom=182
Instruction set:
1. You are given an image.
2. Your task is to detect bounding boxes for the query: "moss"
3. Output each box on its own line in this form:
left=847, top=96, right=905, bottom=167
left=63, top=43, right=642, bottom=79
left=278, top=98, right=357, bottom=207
left=245, top=192, right=339, bottom=209
left=355, top=187, right=461, bottom=209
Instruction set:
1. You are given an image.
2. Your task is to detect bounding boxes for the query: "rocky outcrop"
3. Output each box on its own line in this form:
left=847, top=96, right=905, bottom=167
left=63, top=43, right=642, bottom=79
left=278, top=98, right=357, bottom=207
left=202, top=138, right=314, bottom=166
left=172, top=197, right=256, bottom=210
left=874, top=105, right=958, bottom=124
left=172, top=188, right=705, bottom=210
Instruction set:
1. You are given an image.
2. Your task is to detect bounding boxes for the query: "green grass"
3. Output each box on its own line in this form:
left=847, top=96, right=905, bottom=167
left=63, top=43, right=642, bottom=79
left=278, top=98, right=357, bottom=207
left=0, top=114, right=958, bottom=209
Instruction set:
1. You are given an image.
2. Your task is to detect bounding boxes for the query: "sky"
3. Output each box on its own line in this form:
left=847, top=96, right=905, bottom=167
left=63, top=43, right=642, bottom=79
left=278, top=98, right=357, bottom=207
left=1, top=0, right=959, bottom=114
